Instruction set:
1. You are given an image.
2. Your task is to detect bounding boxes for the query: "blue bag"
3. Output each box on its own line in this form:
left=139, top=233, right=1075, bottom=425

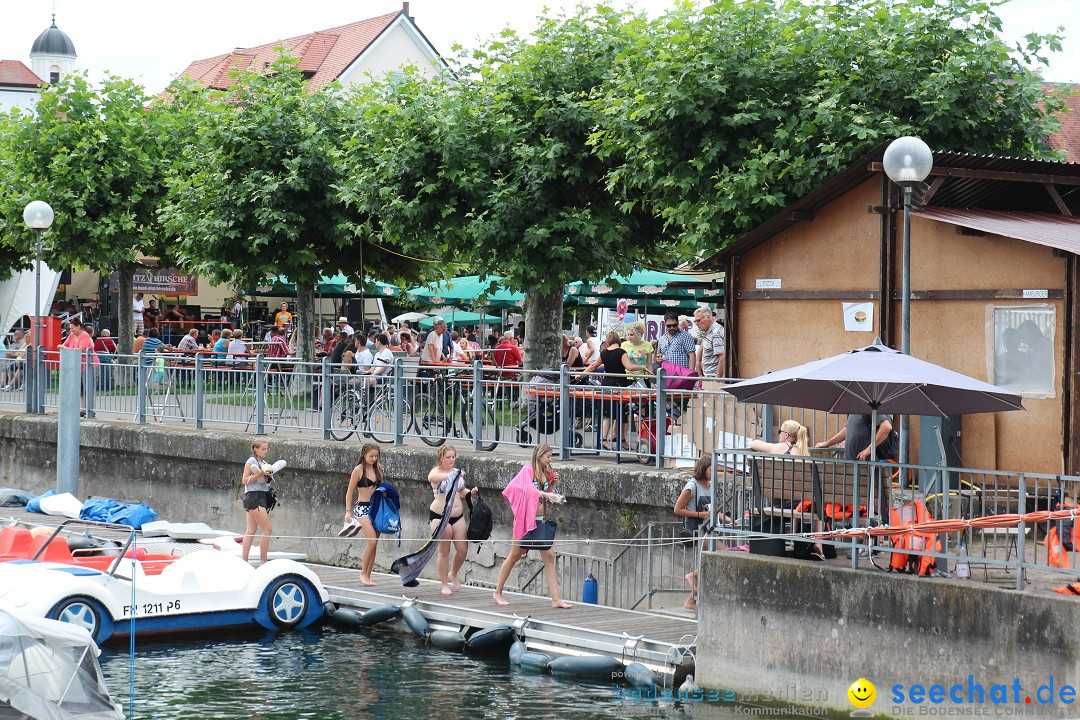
left=107, top=503, right=158, bottom=530
left=370, top=482, right=401, bottom=539
left=79, top=498, right=121, bottom=523
left=26, top=489, right=56, bottom=513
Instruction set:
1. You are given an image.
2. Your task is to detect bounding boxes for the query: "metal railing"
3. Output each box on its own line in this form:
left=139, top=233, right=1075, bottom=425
left=518, top=522, right=697, bottom=610
left=5, top=347, right=854, bottom=465
left=709, top=449, right=1080, bottom=590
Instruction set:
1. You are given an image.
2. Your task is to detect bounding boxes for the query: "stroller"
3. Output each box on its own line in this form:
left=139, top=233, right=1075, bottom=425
left=516, top=371, right=584, bottom=448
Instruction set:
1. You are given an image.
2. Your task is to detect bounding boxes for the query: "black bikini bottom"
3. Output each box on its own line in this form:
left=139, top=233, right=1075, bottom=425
left=429, top=510, right=463, bottom=526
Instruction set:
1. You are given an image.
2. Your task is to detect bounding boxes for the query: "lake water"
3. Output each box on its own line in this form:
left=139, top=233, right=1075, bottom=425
left=97, top=625, right=827, bottom=719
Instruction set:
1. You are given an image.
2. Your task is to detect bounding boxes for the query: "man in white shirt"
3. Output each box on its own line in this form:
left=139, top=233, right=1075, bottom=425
left=365, top=333, right=395, bottom=388
left=227, top=335, right=249, bottom=368
left=422, top=319, right=447, bottom=366
left=337, top=316, right=355, bottom=336
left=132, top=293, right=145, bottom=336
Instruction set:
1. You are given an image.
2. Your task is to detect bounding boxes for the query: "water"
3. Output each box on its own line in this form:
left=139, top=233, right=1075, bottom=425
left=98, top=626, right=727, bottom=720
left=97, top=625, right=846, bottom=719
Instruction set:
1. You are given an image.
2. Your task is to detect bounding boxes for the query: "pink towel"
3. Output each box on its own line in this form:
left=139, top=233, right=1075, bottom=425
left=503, top=464, right=541, bottom=540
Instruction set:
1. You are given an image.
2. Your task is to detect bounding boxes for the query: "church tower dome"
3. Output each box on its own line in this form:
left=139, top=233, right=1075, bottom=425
left=30, top=16, right=76, bottom=85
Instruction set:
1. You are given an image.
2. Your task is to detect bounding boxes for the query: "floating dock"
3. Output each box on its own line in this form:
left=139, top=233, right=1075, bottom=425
left=313, top=564, right=697, bottom=684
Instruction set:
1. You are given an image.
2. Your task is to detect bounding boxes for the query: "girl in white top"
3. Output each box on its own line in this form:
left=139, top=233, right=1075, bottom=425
left=240, top=440, right=274, bottom=564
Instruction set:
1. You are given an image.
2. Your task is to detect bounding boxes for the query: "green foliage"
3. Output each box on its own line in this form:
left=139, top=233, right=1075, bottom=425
left=161, top=56, right=357, bottom=290
left=592, top=0, right=1066, bottom=251
left=0, top=73, right=173, bottom=273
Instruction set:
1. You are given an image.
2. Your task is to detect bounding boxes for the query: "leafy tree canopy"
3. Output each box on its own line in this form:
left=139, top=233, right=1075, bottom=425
left=592, top=0, right=1067, bottom=250
left=0, top=73, right=175, bottom=350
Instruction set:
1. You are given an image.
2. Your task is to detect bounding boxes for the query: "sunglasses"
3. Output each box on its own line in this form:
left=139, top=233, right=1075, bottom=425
left=665, top=324, right=678, bottom=329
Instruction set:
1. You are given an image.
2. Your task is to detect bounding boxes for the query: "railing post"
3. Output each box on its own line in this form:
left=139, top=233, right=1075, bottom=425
left=646, top=523, right=655, bottom=610
left=559, top=363, right=571, bottom=460
left=655, top=367, right=667, bottom=469
left=851, top=462, right=861, bottom=570
left=473, top=359, right=483, bottom=452
left=762, top=404, right=776, bottom=441
left=83, top=348, right=95, bottom=419
left=136, top=350, right=147, bottom=425
left=393, top=358, right=404, bottom=446
left=35, top=346, right=46, bottom=414
left=23, top=346, right=34, bottom=414
left=194, top=353, right=205, bottom=429
left=321, top=357, right=332, bottom=441
left=255, top=354, right=266, bottom=435
left=1016, top=473, right=1027, bottom=592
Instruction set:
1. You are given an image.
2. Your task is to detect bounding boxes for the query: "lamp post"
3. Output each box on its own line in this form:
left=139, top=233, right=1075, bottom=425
left=883, top=137, right=933, bottom=465
left=23, top=200, right=54, bottom=413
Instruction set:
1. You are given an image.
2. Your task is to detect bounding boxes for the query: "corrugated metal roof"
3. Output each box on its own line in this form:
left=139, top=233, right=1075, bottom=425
left=919, top=206, right=1080, bottom=255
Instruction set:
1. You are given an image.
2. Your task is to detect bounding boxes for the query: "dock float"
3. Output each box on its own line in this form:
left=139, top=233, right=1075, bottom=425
left=310, top=564, right=697, bottom=685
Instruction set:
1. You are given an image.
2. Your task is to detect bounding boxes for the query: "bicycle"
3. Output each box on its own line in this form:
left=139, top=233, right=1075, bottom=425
left=329, top=376, right=412, bottom=443
left=364, top=379, right=412, bottom=444
left=412, top=367, right=499, bottom=450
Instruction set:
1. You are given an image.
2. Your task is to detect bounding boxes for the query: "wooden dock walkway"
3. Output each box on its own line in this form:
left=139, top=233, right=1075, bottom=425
left=1, top=508, right=697, bottom=682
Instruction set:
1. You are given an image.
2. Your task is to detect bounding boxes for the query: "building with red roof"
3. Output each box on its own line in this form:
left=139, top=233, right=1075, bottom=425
left=175, top=3, right=444, bottom=92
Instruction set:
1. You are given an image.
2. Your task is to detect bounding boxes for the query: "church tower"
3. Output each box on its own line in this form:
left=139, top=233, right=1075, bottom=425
left=29, top=15, right=76, bottom=85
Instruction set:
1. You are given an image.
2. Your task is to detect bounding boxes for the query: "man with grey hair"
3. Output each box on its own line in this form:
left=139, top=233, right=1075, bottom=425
left=693, top=307, right=725, bottom=378
left=494, top=331, right=523, bottom=373
left=422, top=318, right=447, bottom=366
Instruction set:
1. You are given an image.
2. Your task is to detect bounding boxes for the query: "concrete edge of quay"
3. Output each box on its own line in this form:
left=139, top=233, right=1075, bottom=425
left=699, top=550, right=1080, bottom=718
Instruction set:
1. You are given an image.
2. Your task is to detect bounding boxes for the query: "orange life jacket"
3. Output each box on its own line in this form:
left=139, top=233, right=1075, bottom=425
left=889, top=499, right=941, bottom=576
left=1046, top=526, right=1070, bottom=569
left=793, top=500, right=867, bottom=522
left=1053, top=582, right=1080, bottom=595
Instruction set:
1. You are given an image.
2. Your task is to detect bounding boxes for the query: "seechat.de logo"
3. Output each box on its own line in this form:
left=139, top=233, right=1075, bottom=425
left=849, top=678, right=877, bottom=717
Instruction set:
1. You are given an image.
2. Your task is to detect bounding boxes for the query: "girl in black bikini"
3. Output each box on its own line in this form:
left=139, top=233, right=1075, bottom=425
left=341, top=443, right=384, bottom=586
left=427, top=445, right=477, bottom=596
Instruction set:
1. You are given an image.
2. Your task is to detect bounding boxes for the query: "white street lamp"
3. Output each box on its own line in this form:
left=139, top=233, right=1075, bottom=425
left=23, top=200, right=53, bottom=413
left=883, top=137, right=933, bottom=465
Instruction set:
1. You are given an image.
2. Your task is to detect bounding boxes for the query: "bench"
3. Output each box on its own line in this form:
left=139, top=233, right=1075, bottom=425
left=748, top=455, right=886, bottom=528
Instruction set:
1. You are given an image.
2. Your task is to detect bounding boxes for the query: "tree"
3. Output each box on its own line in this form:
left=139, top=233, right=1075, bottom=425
left=340, top=8, right=682, bottom=369
left=591, top=0, right=1066, bottom=250
left=160, top=55, right=420, bottom=366
left=0, top=74, right=175, bottom=353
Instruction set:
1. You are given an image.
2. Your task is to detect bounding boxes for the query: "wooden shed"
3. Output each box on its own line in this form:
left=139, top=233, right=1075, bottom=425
left=697, top=147, right=1080, bottom=474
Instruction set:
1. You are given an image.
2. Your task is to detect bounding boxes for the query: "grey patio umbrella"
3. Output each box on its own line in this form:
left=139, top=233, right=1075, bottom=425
left=725, top=342, right=1024, bottom=462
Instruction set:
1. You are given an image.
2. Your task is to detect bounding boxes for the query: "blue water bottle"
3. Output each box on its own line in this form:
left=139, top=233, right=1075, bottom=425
left=583, top=572, right=598, bottom=604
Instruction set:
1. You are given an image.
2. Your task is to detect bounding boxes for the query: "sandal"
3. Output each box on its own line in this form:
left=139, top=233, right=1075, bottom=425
left=809, top=552, right=826, bottom=562
left=601, top=441, right=613, bottom=451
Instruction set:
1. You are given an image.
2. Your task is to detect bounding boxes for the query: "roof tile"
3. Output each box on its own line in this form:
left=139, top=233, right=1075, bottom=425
left=0, top=60, right=44, bottom=87
left=175, top=11, right=401, bottom=92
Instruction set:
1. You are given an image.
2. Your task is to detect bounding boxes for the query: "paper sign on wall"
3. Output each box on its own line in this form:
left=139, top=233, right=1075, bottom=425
left=843, top=302, right=874, bottom=332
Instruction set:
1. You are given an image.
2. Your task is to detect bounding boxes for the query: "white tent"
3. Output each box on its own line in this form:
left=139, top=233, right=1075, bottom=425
left=0, top=265, right=62, bottom=338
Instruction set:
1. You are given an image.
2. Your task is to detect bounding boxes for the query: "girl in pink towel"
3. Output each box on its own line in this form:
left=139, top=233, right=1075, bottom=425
left=493, top=443, right=571, bottom=609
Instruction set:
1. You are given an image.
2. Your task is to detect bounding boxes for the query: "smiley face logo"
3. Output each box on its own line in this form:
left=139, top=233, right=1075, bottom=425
left=848, top=678, right=876, bottom=709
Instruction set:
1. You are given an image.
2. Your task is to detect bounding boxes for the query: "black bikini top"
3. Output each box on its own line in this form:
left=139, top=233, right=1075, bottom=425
left=357, top=476, right=376, bottom=489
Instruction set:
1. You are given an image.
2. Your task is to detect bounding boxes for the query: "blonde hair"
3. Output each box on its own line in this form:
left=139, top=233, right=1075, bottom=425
left=433, top=445, right=457, bottom=470
left=531, top=443, right=556, bottom=487
left=251, top=440, right=267, bottom=453
left=625, top=321, right=645, bottom=338
left=780, top=419, right=809, bottom=455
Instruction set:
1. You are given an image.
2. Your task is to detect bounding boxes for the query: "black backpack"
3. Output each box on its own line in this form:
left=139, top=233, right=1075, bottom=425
left=465, top=492, right=493, bottom=553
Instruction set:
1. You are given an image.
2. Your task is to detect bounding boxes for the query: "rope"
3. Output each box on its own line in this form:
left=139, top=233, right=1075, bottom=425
left=128, top=531, right=136, bottom=720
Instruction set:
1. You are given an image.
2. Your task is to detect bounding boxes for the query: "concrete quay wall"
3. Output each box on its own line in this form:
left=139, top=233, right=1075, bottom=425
left=699, top=551, right=1080, bottom=718
left=0, top=414, right=685, bottom=588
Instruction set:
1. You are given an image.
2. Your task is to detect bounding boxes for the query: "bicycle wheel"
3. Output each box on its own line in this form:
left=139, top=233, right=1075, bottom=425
left=461, top=393, right=500, bottom=451
left=365, top=396, right=397, bottom=444
left=413, top=389, right=447, bottom=446
left=329, top=391, right=360, bottom=441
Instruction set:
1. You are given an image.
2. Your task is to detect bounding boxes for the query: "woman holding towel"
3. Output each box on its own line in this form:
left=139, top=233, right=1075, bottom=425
left=493, top=443, right=571, bottom=609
